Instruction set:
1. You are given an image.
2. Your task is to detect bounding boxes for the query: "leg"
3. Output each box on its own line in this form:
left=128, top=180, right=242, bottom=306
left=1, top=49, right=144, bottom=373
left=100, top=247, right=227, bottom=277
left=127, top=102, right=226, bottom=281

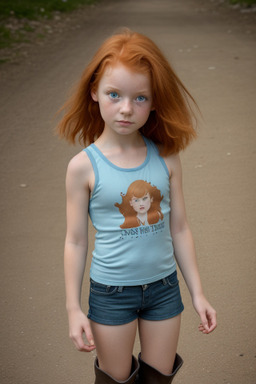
left=138, top=314, right=181, bottom=375
left=91, top=319, right=138, bottom=381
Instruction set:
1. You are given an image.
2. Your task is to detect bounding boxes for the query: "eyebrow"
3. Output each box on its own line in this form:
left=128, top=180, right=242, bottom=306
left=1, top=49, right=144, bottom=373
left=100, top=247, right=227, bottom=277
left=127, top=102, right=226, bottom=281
left=104, top=85, right=151, bottom=96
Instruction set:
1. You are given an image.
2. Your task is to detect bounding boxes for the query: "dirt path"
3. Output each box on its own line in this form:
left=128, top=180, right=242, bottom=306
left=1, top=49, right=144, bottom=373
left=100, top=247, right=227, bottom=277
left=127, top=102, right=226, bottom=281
left=0, top=1, right=255, bottom=383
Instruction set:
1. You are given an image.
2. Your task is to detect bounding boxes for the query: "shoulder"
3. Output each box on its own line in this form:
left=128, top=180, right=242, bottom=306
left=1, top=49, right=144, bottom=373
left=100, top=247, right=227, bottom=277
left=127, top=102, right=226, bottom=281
left=66, top=150, right=94, bottom=189
left=156, top=144, right=182, bottom=178
left=67, top=150, right=92, bottom=176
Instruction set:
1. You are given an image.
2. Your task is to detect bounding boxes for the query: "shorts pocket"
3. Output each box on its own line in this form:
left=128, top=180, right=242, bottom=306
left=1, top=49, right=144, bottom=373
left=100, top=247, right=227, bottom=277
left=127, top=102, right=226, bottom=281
left=90, top=280, right=118, bottom=296
left=166, top=271, right=179, bottom=288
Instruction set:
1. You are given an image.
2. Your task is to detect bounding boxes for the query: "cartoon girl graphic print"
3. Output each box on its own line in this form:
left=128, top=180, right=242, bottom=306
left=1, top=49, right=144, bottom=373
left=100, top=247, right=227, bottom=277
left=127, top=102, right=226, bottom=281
left=115, top=180, right=164, bottom=229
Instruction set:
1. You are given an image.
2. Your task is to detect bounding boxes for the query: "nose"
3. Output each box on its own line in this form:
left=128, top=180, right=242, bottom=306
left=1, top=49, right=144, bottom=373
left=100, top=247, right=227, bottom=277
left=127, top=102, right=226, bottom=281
left=120, top=98, right=133, bottom=115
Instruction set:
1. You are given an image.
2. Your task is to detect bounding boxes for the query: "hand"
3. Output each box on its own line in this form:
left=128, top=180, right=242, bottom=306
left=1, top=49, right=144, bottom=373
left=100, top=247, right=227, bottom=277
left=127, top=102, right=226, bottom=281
left=192, top=294, right=217, bottom=334
left=67, top=308, right=96, bottom=352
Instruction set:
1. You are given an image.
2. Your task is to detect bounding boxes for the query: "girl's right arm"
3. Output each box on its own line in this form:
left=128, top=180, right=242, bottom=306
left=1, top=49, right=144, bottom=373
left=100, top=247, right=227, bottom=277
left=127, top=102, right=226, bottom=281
left=64, top=152, right=96, bottom=352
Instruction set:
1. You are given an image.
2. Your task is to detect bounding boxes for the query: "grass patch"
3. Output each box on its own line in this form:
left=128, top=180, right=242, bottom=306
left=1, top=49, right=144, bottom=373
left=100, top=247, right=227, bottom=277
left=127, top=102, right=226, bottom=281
left=0, top=57, right=9, bottom=63
left=229, top=0, right=256, bottom=6
left=0, top=0, right=98, bottom=62
left=0, top=0, right=97, bottom=20
left=0, top=25, right=12, bottom=48
left=0, top=23, right=31, bottom=49
left=22, top=23, right=35, bottom=32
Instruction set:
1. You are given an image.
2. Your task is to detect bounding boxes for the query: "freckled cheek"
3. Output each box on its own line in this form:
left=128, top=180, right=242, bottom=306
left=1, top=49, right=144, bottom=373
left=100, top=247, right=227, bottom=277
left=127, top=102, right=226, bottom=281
left=100, top=99, right=114, bottom=109
left=99, top=101, right=116, bottom=119
left=137, top=108, right=152, bottom=123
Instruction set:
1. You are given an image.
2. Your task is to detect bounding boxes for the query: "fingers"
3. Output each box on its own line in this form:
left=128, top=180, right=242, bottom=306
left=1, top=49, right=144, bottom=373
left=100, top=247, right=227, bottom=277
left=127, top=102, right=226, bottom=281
left=207, top=309, right=217, bottom=333
left=198, top=322, right=211, bottom=334
left=84, top=324, right=96, bottom=349
left=68, top=312, right=96, bottom=352
left=70, top=328, right=96, bottom=352
left=71, top=334, right=88, bottom=352
left=198, top=313, right=210, bottom=334
left=198, top=308, right=217, bottom=334
left=193, top=294, right=217, bottom=334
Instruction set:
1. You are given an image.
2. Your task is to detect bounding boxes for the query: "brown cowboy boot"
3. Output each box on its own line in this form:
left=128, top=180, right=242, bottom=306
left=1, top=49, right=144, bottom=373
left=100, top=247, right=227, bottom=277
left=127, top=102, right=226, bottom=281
left=94, top=355, right=139, bottom=384
left=137, top=353, right=183, bottom=384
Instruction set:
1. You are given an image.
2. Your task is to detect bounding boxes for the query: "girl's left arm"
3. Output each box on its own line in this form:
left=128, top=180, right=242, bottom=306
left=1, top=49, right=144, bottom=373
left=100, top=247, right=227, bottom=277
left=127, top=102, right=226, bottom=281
left=166, top=154, right=217, bottom=334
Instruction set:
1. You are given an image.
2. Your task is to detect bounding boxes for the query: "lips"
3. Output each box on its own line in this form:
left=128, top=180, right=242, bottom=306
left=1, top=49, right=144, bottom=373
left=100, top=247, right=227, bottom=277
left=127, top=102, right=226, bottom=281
left=118, top=120, right=133, bottom=126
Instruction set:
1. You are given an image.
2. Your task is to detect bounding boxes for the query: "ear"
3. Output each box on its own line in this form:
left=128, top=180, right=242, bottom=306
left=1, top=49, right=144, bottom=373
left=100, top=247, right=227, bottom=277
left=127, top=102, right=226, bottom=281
left=91, top=89, right=98, bottom=102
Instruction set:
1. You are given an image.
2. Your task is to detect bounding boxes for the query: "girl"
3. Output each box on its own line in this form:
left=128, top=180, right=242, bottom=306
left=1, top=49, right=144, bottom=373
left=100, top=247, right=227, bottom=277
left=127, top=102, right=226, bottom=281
left=57, top=29, right=217, bottom=384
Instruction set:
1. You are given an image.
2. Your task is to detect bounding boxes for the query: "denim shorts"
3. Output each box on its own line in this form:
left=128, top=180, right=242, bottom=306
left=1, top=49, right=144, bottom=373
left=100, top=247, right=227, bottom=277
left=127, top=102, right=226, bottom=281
left=87, top=271, right=184, bottom=325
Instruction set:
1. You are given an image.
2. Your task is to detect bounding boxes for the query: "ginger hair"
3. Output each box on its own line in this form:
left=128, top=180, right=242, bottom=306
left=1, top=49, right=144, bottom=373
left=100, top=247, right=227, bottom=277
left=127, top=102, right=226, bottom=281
left=56, top=28, right=198, bottom=155
left=115, top=180, right=163, bottom=229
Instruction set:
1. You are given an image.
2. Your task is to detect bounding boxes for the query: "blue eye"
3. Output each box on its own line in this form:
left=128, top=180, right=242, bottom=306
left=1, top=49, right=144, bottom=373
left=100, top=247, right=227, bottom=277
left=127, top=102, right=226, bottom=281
left=136, top=96, right=146, bottom=102
left=109, top=92, right=119, bottom=99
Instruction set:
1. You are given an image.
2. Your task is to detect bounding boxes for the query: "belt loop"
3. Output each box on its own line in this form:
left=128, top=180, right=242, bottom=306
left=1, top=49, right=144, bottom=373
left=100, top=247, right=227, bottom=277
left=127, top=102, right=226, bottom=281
left=162, top=278, right=167, bottom=285
left=118, top=286, right=124, bottom=293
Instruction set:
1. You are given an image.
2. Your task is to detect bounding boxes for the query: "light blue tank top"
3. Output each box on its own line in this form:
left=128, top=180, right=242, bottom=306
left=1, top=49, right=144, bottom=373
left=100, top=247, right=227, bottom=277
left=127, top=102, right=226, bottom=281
left=84, top=137, right=176, bottom=286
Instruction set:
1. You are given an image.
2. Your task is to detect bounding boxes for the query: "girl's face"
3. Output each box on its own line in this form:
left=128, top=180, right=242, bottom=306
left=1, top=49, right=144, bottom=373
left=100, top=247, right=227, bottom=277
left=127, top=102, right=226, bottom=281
left=130, top=193, right=153, bottom=214
left=91, top=63, right=153, bottom=137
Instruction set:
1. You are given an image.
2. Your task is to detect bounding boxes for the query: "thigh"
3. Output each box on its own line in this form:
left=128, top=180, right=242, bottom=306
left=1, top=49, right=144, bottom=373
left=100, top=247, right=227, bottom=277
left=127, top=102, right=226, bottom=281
left=90, top=319, right=138, bottom=381
left=138, top=314, right=181, bottom=375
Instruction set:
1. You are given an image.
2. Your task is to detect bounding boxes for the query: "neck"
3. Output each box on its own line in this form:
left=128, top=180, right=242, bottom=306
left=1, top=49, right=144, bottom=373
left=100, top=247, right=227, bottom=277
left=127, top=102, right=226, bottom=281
left=94, top=128, right=147, bottom=169
left=137, top=213, right=147, bottom=223
left=95, top=129, right=144, bottom=151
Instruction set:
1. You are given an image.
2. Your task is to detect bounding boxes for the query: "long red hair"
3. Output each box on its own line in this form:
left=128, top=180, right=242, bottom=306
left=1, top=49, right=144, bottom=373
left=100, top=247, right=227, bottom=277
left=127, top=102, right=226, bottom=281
left=56, top=28, right=197, bottom=155
left=115, top=180, right=164, bottom=229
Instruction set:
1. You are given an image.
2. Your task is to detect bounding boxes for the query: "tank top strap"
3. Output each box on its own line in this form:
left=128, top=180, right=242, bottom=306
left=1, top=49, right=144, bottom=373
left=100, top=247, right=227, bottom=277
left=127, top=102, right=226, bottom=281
left=83, top=146, right=100, bottom=194
left=143, top=137, right=169, bottom=177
